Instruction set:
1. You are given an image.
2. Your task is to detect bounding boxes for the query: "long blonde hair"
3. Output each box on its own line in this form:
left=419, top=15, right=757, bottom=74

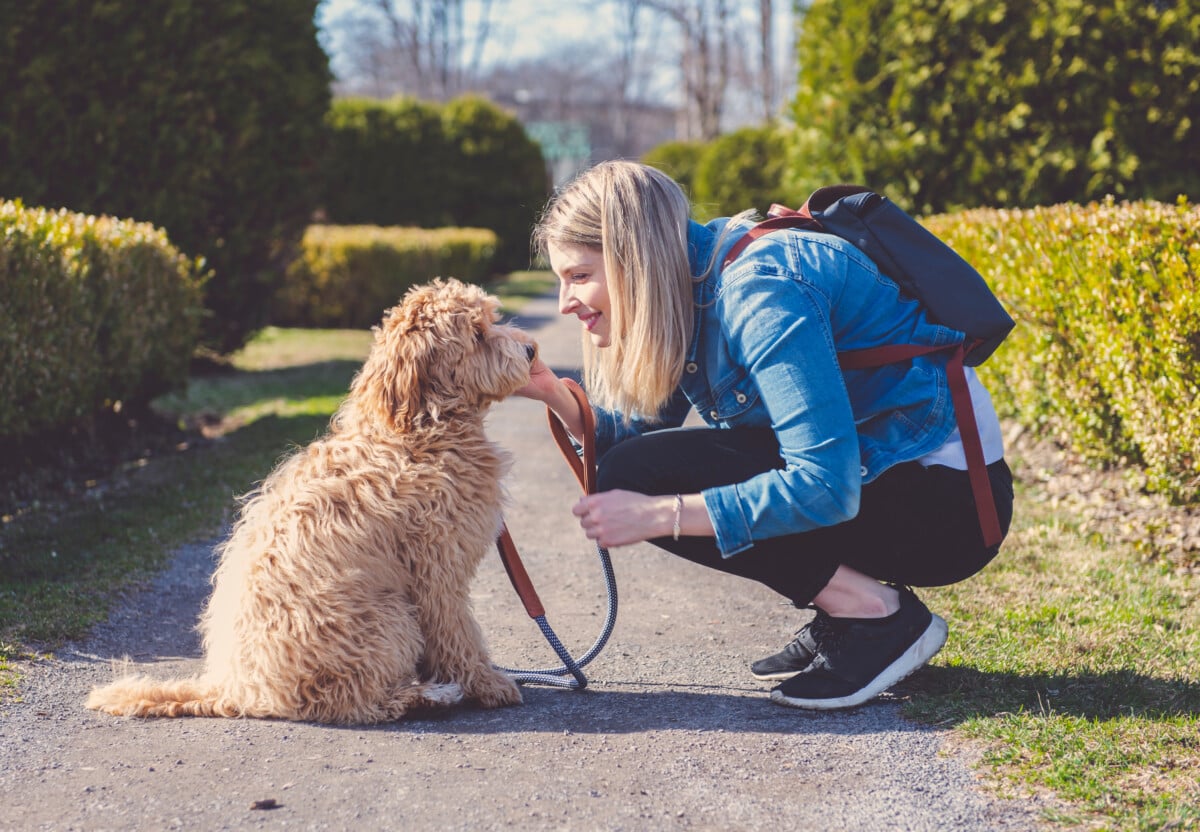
left=533, top=161, right=694, bottom=420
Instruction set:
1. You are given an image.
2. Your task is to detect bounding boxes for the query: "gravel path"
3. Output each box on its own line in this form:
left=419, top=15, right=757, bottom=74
left=0, top=292, right=1050, bottom=831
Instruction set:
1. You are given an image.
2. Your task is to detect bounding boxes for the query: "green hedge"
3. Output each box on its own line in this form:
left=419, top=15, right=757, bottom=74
left=320, top=95, right=548, bottom=273
left=641, top=140, right=708, bottom=203
left=925, top=198, right=1200, bottom=499
left=321, top=97, right=454, bottom=227
left=273, top=225, right=498, bottom=329
left=788, top=0, right=1200, bottom=215
left=0, top=0, right=331, bottom=354
left=691, top=125, right=797, bottom=221
left=0, top=201, right=206, bottom=438
left=440, top=95, right=549, bottom=271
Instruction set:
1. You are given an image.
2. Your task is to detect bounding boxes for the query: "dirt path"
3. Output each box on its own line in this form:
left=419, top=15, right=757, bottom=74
left=0, top=293, right=1050, bottom=831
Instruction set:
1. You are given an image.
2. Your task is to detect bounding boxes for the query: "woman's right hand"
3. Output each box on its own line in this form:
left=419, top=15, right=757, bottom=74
left=515, top=356, right=561, bottom=404
left=515, top=359, right=588, bottom=441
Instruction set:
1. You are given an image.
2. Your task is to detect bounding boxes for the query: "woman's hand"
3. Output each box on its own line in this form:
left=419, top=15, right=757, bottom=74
left=515, top=359, right=587, bottom=440
left=573, top=491, right=717, bottom=547
left=514, top=356, right=561, bottom=404
left=572, top=490, right=674, bottom=548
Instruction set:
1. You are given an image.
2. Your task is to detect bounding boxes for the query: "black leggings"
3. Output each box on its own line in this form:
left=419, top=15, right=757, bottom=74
left=596, top=427, right=1014, bottom=607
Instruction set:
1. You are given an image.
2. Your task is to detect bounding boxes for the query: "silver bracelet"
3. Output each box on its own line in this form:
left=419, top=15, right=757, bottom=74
left=672, top=494, right=683, bottom=541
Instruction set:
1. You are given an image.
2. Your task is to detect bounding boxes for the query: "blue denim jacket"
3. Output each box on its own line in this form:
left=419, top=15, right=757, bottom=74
left=593, top=216, right=967, bottom=557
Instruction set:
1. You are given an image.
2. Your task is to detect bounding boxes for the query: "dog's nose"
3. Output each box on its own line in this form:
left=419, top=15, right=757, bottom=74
left=524, top=343, right=537, bottom=362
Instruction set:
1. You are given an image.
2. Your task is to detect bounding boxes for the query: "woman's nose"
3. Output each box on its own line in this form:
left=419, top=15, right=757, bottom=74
left=558, top=281, right=576, bottom=314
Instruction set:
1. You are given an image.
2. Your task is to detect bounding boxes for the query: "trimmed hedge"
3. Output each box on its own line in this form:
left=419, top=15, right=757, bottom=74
left=691, top=125, right=797, bottom=221
left=925, top=198, right=1200, bottom=500
left=273, top=225, right=498, bottom=329
left=319, top=95, right=548, bottom=273
left=0, top=201, right=206, bottom=438
left=321, top=97, right=454, bottom=227
left=640, top=140, right=707, bottom=202
left=440, top=96, right=549, bottom=272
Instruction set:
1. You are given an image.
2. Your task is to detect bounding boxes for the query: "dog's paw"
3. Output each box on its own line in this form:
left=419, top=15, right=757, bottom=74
left=471, top=670, right=523, bottom=708
left=422, top=683, right=464, bottom=707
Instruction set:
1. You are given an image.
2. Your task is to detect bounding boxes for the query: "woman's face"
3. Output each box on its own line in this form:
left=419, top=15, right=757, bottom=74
left=547, top=241, right=612, bottom=348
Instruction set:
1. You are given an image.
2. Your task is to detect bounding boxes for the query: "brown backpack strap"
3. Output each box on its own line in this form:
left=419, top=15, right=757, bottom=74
left=722, top=213, right=821, bottom=269
left=839, top=341, right=1002, bottom=548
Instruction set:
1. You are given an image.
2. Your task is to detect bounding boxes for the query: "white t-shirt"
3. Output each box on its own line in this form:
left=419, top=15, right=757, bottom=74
left=917, top=367, right=1005, bottom=469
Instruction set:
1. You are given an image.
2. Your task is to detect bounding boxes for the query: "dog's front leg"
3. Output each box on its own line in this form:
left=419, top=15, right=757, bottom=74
left=417, top=589, right=523, bottom=708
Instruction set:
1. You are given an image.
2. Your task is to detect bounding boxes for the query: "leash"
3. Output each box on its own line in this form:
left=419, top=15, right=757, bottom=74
left=493, top=378, right=618, bottom=689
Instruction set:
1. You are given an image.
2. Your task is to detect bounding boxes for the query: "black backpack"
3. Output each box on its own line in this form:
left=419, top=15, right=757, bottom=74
left=723, top=185, right=1015, bottom=547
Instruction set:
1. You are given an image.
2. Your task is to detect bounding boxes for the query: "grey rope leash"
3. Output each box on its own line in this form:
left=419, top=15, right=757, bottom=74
left=493, top=378, right=617, bottom=690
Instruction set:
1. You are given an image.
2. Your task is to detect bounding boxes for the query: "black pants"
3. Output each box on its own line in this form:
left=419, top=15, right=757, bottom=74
left=596, top=427, right=1014, bottom=608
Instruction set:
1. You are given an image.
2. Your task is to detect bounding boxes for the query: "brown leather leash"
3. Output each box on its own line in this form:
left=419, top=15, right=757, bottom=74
left=494, top=378, right=617, bottom=689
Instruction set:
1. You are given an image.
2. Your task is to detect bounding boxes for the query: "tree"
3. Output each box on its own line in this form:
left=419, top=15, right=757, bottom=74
left=0, top=0, right=331, bottom=353
left=329, top=0, right=503, bottom=100
left=643, top=0, right=736, bottom=140
left=789, top=0, right=1200, bottom=213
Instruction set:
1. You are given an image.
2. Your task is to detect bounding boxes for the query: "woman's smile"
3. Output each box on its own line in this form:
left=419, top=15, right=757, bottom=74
left=547, top=241, right=612, bottom=348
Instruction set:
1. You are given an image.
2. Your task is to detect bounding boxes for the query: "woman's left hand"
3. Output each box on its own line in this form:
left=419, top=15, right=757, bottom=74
left=571, top=490, right=675, bottom=548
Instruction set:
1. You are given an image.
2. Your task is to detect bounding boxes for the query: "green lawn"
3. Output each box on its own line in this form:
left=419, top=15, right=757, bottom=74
left=1, top=270, right=1196, bottom=830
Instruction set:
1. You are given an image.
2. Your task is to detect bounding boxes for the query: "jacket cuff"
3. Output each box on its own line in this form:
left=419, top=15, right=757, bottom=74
left=703, top=485, right=754, bottom=557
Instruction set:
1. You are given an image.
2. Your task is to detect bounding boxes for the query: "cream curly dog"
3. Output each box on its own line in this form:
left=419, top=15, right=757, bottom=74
left=86, top=278, right=534, bottom=723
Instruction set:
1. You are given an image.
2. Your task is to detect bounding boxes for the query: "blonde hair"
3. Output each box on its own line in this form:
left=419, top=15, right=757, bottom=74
left=533, top=161, right=694, bottom=420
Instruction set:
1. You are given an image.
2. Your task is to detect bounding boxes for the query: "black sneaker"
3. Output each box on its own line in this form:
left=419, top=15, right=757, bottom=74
left=750, top=609, right=832, bottom=680
left=769, top=586, right=947, bottom=710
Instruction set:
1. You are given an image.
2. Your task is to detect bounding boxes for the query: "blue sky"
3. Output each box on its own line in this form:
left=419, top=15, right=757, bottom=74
left=317, top=0, right=630, bottom=76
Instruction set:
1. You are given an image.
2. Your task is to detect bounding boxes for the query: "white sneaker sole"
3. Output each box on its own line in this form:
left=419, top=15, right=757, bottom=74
left=752, top=668, right=806, bottom=682
left=769, top=614, right=948, bottom=711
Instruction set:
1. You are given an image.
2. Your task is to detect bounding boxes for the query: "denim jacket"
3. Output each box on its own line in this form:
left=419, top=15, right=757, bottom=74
left=592, top=215, right=968, bottom=557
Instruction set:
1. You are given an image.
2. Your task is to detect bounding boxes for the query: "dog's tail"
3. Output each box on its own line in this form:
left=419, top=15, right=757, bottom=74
left=85, top=670, right=230, bottom=718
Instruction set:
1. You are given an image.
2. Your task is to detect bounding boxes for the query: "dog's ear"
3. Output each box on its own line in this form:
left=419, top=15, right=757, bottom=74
left=350, top=304, right=428, bottom=431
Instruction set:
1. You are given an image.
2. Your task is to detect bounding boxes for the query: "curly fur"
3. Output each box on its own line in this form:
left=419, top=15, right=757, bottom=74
left=86, top=278, right=534, bottom=724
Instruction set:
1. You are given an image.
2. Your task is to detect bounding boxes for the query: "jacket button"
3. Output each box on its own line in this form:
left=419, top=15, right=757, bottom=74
left=860, top=466, right=868, bottom=476
left=686, top=362, right=698, bottom=373
left=710, top=410, right=719, bottom=420
left=735, top=392, right=747, bottom=403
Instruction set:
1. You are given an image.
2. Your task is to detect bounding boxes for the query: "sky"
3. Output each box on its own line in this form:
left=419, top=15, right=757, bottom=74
left=317, top=0, right=632, bottom=79
left=316, top=0, right=795, bottom=95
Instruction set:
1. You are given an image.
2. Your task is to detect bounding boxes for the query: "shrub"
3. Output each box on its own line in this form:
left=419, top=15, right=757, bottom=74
left=273, top=225, right=498, bottom=329
left=321, top=97, right=454, bottom=227
left=0, top=0, right=331, bottom=354
left=440, top=96, right=549, bottom=271
left=789, top=0, right=1200, bottom=214
left=925, top=198, right=1200, bottom=499
left=319, top=95, right=547, bottom=274
left=0, top=200, right=206, bottom=438
left=641, top=140, right=708, bottom=202
left=692, top=125, right=797, bottom=221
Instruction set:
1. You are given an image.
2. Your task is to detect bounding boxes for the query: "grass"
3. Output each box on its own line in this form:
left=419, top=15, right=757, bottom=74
left=905, top=475, right=1200, bottom=830
left=2, top=269, right=1197, bottom=829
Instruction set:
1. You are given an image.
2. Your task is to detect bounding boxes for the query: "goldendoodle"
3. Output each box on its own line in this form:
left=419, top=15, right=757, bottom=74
left=86, top=278, right=534, bottom=723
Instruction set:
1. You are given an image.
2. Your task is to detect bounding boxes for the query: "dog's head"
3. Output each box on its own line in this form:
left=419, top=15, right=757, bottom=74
left=349, top=278, right=536, bottom=432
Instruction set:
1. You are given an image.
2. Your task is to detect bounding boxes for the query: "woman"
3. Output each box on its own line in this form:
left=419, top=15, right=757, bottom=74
left=517, top=161, right=1013, bottom=710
